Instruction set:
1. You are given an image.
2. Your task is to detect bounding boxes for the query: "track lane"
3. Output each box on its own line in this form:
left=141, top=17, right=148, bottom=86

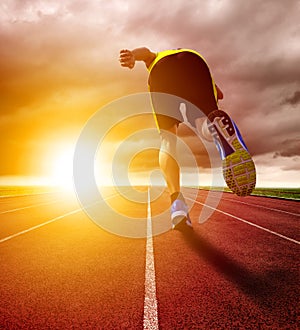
left=0, top=193, right=80, bottom=240
left=219, top=196, right=299, bottom=217
left=186, top=197, right=300, bottom=244
left=152, top=188, right=299, bottom=329
left=0, top=192, right=59, bottom=211
left=0, top=189, right=131, bottom=241
left=0, top=196, right=147, bottom=329
left=184, top=189, right=300, bottom=242
left=0, top=200, right=58, bottom=215
left=0, top=187, right=299, bottom=329
left=190, top=189, right=300, bottom=215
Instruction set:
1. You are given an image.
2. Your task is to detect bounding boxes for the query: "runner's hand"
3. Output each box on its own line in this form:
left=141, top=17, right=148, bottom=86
left=119, top=49, right=135, bottom=69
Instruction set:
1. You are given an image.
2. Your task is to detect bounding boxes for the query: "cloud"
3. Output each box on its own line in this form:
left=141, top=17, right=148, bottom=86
left=273, top=138, right=300, bottom=158
left=0, top=0, right=299, bottom=187
left=281, top=158, right=300, bottom=171
left=0, top=0, right=133, bottom=114
left=282, top=91, right=300, bottom=106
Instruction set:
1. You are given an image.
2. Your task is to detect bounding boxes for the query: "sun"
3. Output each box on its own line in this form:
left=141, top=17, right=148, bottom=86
left=51, top=148, right=75, bottom=189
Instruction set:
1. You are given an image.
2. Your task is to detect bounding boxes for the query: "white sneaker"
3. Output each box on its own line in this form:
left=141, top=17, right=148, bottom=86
left=170, top=199, right=192, bottom=229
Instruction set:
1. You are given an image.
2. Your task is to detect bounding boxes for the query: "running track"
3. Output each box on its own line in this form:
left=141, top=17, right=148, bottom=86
left=0, top=187, right=299, bottom=329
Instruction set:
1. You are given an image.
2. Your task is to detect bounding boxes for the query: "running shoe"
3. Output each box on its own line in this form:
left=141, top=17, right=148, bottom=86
left=171, top=199, right=193, bottom=229
left=195, top=117, right=214, bottom=142
left=207, top=109, right=256, bottom=196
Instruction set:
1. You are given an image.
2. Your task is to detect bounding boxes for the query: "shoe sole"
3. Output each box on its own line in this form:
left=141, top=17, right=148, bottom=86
left=172, top=215, right=193, bottom=230
left=207, top=110, right=256, bottom=197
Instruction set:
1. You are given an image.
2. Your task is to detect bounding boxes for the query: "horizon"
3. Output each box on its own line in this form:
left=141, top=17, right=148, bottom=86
left=0, top=175, right=299, bottom=189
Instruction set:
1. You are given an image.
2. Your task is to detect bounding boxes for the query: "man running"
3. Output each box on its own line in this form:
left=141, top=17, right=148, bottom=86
left=119, top=47, right=256, bottom=229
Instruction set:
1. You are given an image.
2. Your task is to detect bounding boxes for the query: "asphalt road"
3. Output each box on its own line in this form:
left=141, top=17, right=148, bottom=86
left=0, top=187, right=299, bottom=329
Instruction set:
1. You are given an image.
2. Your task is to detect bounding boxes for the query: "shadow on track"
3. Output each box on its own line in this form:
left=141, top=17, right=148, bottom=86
left=176, top=224, right=298, bottom=324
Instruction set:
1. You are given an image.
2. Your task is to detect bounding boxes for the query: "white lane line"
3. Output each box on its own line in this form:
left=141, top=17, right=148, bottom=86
left=0, top=192, right=122, bottom=244
left=186, top=198, right=300, bottom=245
left=0, top=208, right=81, bottom=244
left=0, top=200, right=59, bottom=214
left=183, top=189, right=300, bottom=217
left=218, top=197, right=299, bottom=217
left=143, top=188, right=159, bottom=330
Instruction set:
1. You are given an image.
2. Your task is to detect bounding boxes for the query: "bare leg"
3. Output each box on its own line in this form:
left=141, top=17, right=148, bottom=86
left=159, top=124, right=180, bottom=195
left=159, top=123, right=192, bottom=228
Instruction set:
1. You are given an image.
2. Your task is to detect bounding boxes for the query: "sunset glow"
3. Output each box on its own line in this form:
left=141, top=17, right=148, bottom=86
left=0, top=1, right=299, bottom=189
left=51, top=148, right=75, bottom=188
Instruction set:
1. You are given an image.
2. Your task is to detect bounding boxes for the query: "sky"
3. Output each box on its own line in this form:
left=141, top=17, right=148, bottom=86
left=0, top=0, right=299, bottom=188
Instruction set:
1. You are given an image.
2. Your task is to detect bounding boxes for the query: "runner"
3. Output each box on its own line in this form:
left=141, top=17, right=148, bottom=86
left=119, top=47, right=256, bottom=229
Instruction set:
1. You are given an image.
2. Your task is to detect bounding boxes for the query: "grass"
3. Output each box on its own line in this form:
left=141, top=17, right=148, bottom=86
left=251, top=187, right=300, bottom=200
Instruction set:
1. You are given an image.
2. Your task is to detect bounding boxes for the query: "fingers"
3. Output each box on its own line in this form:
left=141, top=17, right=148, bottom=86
left=120, top=49, right=130, bottom=55
left=119, top=49, right=131, bottom=61
left=119, top=49, right=134, bottom=68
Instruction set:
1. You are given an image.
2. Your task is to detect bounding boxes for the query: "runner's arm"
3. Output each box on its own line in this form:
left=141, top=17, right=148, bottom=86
left=119, top=48, right=156, bottom=69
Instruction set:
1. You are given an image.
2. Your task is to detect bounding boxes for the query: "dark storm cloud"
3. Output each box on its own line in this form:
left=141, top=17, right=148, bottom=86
left=121, top=0, right=300, bottom=180
left=273, top=138, right=300, bottom=158
left=282, top=91, right=300, bottom=106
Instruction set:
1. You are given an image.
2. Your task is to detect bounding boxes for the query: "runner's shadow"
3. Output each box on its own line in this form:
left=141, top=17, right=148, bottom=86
left=177, top=225, right=297, bottom=314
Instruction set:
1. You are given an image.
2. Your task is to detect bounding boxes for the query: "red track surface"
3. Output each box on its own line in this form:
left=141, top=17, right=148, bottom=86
left=0, top=188, right=299, bottom=329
